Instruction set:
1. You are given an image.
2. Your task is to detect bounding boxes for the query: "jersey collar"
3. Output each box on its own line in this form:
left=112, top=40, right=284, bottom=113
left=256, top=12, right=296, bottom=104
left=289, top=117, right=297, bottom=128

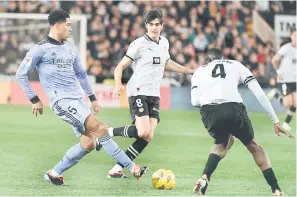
left=46, top=36, right=64, bottom=45
left=144, top=34, right=161, bottom=45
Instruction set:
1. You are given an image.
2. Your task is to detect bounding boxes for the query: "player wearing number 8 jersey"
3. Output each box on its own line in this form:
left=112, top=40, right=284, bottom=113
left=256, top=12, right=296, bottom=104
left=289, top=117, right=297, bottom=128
left=95, top=7, right=195, bottom=178
left=191, top=48, right=294, bottom=196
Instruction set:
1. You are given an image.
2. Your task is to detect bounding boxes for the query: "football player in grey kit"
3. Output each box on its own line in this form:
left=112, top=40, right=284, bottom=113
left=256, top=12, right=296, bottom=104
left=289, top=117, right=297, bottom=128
left=16, top=9, right=147, bottom=186
left=96, top=7, right=195, bottom=178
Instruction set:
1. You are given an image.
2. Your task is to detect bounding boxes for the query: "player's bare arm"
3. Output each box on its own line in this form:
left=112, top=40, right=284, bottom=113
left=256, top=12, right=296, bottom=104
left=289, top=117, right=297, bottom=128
left=271, top=54, right=281, bottom=69
left=113, top=56, right=132, bottom=99
left=165, top=59, right=195, bottom=74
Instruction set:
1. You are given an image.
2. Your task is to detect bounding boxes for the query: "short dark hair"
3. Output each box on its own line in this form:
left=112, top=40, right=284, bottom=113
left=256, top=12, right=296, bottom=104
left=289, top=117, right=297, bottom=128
left=290, top=27, right=296, bottom=34
left=48, top=9, right=70, bottom=26
left=145, top=7, right=163, bottom=24
left=205, top=48, right=223, bottom=64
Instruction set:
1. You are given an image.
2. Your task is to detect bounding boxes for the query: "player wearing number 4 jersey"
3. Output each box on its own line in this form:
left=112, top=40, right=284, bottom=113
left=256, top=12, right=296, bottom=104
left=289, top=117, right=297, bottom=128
left=95, top=7, right=195, bottom=178
left=16, top=9, right=147, bottom=186
left=191, top=48, right=294, bottom=196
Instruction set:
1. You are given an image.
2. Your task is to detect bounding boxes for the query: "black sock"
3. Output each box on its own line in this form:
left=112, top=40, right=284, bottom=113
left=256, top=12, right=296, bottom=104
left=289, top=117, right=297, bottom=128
left=113, top=125, right=138, bottom=138
left=285, top=114, right=293, bottom=124
left=263, top=168, right=281, bottom=192
left=274, top=92, right=281, bottom=99
left=284, top=107, right=295, bottom=124
left=202, top=153, right=222, bottom=180
left=117, top=138, right=149, bottom=168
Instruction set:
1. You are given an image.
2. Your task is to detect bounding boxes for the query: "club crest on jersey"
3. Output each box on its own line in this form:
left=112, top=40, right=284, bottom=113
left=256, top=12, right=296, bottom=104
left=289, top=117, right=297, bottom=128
left=153, top=57, right=160, bottom=64
left=24, top=57, right=32, bottom=66
left=139, top=107, right=144, bottom=113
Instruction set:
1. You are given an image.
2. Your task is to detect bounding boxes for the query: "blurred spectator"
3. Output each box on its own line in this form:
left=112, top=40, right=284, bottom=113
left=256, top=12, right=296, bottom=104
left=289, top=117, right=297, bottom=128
left=0, top=1, right=295, bottom=87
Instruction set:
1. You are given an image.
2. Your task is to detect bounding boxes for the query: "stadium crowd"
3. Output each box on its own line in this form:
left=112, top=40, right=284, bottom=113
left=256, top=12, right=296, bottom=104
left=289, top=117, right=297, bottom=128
left=0, top=1, right=295, bottom=86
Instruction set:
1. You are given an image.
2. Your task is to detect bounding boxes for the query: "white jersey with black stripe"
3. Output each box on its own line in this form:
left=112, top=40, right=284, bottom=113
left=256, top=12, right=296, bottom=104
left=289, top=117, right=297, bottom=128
left=277, top=43, right=297, bottom=83
left=125, top=34, right=170, bottom=97
left=191, top=59, right=255, bottom=106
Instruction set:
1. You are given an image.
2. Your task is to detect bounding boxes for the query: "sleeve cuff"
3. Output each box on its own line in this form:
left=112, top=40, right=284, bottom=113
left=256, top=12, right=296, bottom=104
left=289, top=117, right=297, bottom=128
left=125, top=54, right=134, bottom=61
left=30, top=95, right=40, bottom=104
left=89, top=94, right=97, bottom=102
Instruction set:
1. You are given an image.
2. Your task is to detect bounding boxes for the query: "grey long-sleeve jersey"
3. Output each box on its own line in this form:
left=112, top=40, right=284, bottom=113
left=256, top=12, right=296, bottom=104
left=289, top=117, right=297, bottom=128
left=16, top=36, right=94, bottom=106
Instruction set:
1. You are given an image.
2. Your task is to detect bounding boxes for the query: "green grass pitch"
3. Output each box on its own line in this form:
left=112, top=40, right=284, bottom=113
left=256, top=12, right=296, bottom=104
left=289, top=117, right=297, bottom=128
left=0, top=104, right=295, bottom=196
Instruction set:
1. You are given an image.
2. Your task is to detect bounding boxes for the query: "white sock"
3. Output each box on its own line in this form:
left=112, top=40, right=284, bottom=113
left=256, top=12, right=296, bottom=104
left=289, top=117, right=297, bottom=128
left=110, top=163, right=123, bottom=173
left=50, top=169, right=61, bottom=177
left=108, top=127, right=114, bottom=137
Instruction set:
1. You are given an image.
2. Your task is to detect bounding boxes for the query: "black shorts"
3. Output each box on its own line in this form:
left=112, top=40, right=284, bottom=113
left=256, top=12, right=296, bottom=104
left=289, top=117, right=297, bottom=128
left=200, top=102, right=254, bottom=146
left=278, top=82, right=296, bottom=96
left=129, top=95, right=160, bottom=124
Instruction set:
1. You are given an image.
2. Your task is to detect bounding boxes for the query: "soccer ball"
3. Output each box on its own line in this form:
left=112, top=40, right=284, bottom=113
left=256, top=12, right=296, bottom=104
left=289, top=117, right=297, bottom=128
left=152, top=169, right=176, bottom=190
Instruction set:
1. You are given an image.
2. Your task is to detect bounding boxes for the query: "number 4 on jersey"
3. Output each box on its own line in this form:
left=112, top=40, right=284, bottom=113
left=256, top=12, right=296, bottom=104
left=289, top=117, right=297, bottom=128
left=212, top=64, right=226, bottom=78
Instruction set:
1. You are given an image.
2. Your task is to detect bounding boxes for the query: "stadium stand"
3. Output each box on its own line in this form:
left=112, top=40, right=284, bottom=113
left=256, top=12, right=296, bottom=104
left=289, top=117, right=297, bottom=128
left=0, top=1, right=295, bottom=87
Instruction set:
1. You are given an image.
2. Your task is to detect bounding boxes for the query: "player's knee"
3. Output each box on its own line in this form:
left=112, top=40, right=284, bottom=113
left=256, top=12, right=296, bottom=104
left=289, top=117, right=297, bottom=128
left=143, top=130, right=154, bottom=142
left=80, top=135, right=96, bottom=151
left=211, top=144, right=228, bottom=158
left=97, top=123, right=108, bottom=137
left=227, top=136, right=235, bottom=150
left=246, top=140, right=261, bottom=154
left=137, top=128, right=150, bottom=139
left=89, top=120, right=107, bottom=138
left=282, top=97, right=291, bottom=108
left=81, top=139, right=95, bottom=151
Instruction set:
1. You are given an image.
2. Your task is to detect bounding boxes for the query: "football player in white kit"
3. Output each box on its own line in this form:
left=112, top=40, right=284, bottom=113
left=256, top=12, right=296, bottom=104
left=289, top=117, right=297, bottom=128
left=96, top=7, right=194, bottom=178
left=191, top=48, right=294, bottom=196
left=269, top=27, right=296, bottom=131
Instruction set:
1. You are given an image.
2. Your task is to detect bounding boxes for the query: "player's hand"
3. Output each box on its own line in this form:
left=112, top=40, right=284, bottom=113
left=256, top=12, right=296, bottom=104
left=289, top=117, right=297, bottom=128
left=189, top=68, right=196, bottom=74
left=113, top=84, right=124, bottom=100
left=32, top=101, right=43, bottom=117
left=91, top=101, right=100, bottom=115
left=274, top=123, right=294, bottom=139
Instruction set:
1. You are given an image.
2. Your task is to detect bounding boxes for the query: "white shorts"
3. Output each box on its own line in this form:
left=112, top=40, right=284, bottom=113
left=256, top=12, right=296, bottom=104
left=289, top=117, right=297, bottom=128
left=52, top=98, right=92, bottom=137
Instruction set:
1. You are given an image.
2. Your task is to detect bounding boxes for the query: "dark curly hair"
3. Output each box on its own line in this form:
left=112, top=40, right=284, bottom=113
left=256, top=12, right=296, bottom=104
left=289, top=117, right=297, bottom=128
left=144, top=7, right=164, bottom=24
left=205, top=48, right=223, bottom=64
left=48, top=9, right=70, bottom=26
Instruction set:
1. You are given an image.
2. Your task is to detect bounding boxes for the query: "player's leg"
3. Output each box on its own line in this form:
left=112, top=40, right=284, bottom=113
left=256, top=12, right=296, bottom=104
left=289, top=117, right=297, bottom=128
left=282, top=105, right=295, bottom=131
left=245, top=139, right=283, bottom=195
left=193, top=104, right=232, bottom=195
left=45, top=99, right=147, bottom=185
left=234, top=104, right=283, bottom=195
left=146, top=96, right=160, bottom=141
left=277, top=83, right=296, bottom=131
left=45, top=132, right=95, bottom=185
left=85, top=113, right=148, bottom=178
left=108, top=125, right=139, bottom=138
left=95, top=97, right=145, bottom=152
left=147, top=117, right=158, bottom=141
left=45, top=99, right=94, bottom=185
left=108, top=115, right=151, bottom=178
left=108, top=96, right=151, bottom=178
left=113, top=97, right=160, bottom=172
left=193, top=134, right=232, bottom=195
left=95, top=125, right=139, bottom=151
